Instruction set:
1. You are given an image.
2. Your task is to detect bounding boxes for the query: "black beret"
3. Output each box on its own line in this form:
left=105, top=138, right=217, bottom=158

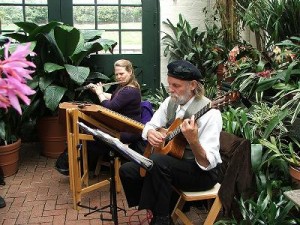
left=167, top=60, right=203, bottom=81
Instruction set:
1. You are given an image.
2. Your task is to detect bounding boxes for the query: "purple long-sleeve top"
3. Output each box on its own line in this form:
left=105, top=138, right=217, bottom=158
left=101, top=86, right=142, bottom=143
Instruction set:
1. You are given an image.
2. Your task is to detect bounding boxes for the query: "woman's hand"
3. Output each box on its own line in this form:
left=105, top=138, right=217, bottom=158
left=89, top=82, right=104, bottom=95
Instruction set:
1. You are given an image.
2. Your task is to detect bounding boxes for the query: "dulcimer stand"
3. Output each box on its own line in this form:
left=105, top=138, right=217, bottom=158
left=58, top=102, right=145, bottom=223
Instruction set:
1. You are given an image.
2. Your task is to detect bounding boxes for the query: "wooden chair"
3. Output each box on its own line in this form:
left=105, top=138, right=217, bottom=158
left=172, top=183, right=222, bottom=225
left=172, top=131, right=252, bottom=224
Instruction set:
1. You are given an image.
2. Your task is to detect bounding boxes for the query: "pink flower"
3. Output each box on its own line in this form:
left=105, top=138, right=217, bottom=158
left=257, top=70, right=272, bottom=78
left=0, top=79, right=10, bottom=110
left=1, top=42, right=36, bottom=82
left=4, top=76, right=36, bottom=114
left=0, top=40, right=36, bottom=114
left=228, top=46, right=240, bottom=62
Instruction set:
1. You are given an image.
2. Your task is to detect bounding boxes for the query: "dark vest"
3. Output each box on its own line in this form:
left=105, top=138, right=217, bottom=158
left=166, top=97, right=211, bottom=159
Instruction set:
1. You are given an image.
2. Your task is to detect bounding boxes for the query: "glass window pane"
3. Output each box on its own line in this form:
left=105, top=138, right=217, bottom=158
left=0, top=6, right=23, bottom=30
left=73, top=6, right=95, bottom=29
left=121, top=6, right=142, bottom=29
left=121, top=0, right=141, bottom=4
left=25, top=0, right=47, bottom=4
left=0, top=0, right=21, bottom=3
left=121, top=31, right=142, bottom=54
left=73, top=0, right=94, bottom=4
left=97, top=0, right=118, bottom=4
left=25, top=6, right=48, bottom=24
left=100, top=30, right=119, bottom=54
left=97, top=6, right=119, bottom=30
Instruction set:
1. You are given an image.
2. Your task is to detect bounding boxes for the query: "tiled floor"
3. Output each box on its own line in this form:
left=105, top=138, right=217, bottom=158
left=0, top=143, right=212, bottom=225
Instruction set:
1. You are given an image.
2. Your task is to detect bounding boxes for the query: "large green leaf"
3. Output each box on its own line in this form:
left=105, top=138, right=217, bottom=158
left=70, top=34, right=86, bottom=65
left=54, top=25, right=80, bottom=58
left=65, top=64, right=90, bottom=85
left=28, top=21, right=62, bottom=41
left=71, top=39, right=117, bottom=65
left=39, top=74, right=55, bottom=92
left=44, top=63, right=64, bottom=73
left=251, top=144, right=263, bottom=172
left=4, top=33, right=29, bottom=43
left=255, top=77, right=278, bottom=92
left=14, top=21, right=38, bottom=33
left=81, top=29, right=104, bottom=41
left=43, top=31, right=65, bottom=65
left=44, top=85, right=67, bottom=112
left=262, top=109, right=289, bottom=139
left=88, top=72, right=110, bottom=81
left=98, top=39, right=117, bottom=52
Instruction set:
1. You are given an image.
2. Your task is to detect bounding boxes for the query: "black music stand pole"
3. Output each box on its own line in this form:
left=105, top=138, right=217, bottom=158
left=78, top=149, right=125, bottom=225
left=102, top=150, right=119, bottom=224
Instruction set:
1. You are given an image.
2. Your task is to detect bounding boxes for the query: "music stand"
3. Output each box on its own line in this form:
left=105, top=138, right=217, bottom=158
left=77, top=122, right=153, bottom=225
left=77, top=150, right=125, bottom=224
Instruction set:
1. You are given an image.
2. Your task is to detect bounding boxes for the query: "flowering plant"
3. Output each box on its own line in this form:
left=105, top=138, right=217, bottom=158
left=222, top=40, right=299, bottom=102
left=0, top=38, right=36, bottom=145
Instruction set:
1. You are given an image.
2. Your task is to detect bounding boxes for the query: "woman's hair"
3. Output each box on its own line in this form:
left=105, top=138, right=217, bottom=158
left=114, top=59, right=140, bottom=89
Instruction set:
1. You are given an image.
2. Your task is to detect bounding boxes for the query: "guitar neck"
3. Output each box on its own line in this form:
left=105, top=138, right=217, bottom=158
left=165, top=103, right=211, bottom=142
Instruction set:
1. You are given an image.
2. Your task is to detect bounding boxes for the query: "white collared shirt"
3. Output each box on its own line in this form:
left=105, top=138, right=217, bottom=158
left=142, top=96, right=222, bottom=170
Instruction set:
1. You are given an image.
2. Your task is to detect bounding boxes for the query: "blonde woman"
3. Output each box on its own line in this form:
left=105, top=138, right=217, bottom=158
left=89, top=59, right=142, bottom=143
left=55, top=60, right=143, bottom=176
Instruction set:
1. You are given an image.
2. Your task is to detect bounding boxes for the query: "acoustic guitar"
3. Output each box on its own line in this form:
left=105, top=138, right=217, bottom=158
left=140, top=91, right=240, bottom=177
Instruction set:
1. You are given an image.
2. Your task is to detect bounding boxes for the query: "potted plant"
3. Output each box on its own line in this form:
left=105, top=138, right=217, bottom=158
left=260, top=135, right=300, bottom=187
left=0, top=37, right=36, bottom=176
left=5, top=21, right=117, bottom=158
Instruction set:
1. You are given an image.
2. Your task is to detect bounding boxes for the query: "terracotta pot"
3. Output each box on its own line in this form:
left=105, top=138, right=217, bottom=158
left=37, top=116, right=67, bottom=159
left=289, top=165, right=300, bottom=188
left=0, top=139, right=21, bottom=177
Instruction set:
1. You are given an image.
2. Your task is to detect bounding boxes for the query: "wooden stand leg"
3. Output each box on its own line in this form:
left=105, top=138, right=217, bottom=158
left=114, top=157, right=121, bottom=193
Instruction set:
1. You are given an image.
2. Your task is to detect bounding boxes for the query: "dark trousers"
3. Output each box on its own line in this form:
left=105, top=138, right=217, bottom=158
left=119, top=153, right=216, bottom=217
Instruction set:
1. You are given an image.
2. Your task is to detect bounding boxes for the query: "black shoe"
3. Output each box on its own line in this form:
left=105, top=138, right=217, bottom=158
left=55, top=149, right=69, bottom=176
left=0, top=196, right=6, bottom=208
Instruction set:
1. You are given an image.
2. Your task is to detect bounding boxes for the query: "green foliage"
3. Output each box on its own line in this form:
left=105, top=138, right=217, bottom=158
left=26, top=6, right=48, bottom=24
left=222, top=106, right=252, bottom=140
left=222, top=103, right=290, bottom=143
left=73, top=6, right=142, bottom=25
left=215, top=190, right=298, bottom=225
left=141, top=83, right=169, bottom=111
left=222, top=103, right=294, bottom=191
left=274, top=37, right=300, bottom=123
left=0, top=108, right=21, bottom=145
left=260, top=136, right=300, bottom=167
left=162, top=14, right=226, bottom=99
left=223, top=37, right=300, bottom=123
left=0, top=5, right=141, bottom=31
left=5, top=21, right=117, bottom=117
left=238, top=0, right=300, bottom=49
left=247, top=103, right=290, bottom=140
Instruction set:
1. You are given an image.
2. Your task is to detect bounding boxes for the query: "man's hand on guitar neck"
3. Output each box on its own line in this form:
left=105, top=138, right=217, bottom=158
left=147, top=129, right=166, bottom=148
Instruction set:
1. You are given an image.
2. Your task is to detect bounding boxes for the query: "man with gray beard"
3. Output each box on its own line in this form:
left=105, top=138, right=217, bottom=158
left=120, top=60, right=222, bottom=225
